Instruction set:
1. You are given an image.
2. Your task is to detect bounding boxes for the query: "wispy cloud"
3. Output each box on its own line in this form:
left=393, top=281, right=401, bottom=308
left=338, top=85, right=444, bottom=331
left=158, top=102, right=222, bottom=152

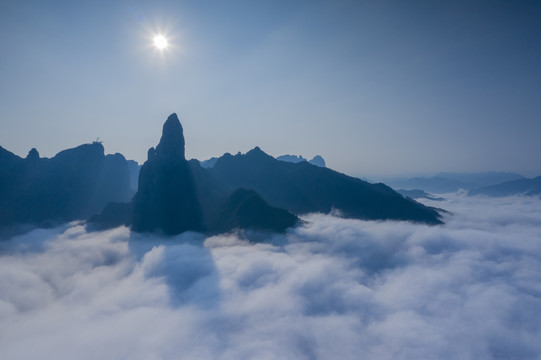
left=1, top=195, right=540, bottom=359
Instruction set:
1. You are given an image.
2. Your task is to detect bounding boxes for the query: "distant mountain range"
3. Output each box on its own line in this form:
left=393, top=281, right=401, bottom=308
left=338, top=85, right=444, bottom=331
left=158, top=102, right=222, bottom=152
left=469, top=176, right=541, bottom=197
left=380, top=171, right=541, bottom=198
left=382, top=172, right=525, bottom=194
left=1, top=113, right=443, bottom=236
left=275, top=154, right=326, bottom=167
left=201, top=154, right=326, bottom=168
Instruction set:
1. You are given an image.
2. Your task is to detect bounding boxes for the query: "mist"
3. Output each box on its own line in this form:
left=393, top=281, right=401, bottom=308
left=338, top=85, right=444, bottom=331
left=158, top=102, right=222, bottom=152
left=1, top=194, right=540, bottom=359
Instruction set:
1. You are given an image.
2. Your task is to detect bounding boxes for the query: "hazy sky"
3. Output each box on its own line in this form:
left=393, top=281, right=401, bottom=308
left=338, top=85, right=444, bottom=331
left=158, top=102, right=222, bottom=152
left=1, top=0, right=540, bottom=177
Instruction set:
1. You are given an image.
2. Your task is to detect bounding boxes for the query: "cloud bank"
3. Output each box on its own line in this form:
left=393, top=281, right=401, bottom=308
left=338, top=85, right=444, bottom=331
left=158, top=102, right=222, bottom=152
left=1, top=194, right=540, bottom=359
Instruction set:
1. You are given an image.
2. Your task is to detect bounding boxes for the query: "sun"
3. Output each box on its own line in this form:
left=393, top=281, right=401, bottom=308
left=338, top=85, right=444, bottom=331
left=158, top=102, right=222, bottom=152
left=153, top=35, right=168, bottom=50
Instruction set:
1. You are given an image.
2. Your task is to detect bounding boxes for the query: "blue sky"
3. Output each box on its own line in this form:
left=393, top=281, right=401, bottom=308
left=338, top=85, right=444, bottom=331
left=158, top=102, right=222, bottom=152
left=1, top=0, right=540, bottom=177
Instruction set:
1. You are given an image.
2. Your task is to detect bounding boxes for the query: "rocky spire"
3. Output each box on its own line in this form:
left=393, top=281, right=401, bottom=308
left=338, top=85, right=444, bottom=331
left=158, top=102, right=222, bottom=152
left=131, top=113, right=203, bottom=235
left=26, top=148, right=40, bottom=161
left=155, top=113, right=185, bottom=160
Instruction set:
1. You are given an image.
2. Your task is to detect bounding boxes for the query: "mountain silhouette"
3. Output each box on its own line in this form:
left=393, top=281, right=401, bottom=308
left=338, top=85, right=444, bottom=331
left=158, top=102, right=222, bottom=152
left=128, top=114, right=299, bottom=236
left=131, top=113, right=204, bottom=235
left=2, top=112, right=443, bottom=235
left=309, top=155, right=326, bottom=167
left=469, top=176, right=541, bottom=197
left=276, top=154, right=326, bottom=167
left=0, top=143, right=133, bottom=228
left=208, top=147, right=442, bottom=224
left=383, top=172, right=525, bottom=193
left=276, top=154, right=307, bottom=163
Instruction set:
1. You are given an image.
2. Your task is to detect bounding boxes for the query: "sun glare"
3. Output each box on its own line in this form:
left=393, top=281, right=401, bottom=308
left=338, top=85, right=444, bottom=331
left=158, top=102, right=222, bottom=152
left=153, top=35, right=168, bottom=50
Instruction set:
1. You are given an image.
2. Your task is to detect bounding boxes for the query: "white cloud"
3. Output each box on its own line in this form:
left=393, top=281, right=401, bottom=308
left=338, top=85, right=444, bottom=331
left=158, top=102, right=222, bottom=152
left=1, top=195, right=540, bottom=359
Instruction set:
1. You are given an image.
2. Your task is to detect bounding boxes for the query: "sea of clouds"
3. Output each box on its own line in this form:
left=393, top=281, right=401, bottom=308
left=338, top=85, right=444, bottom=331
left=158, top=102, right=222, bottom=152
left=1, top=194, right=540, bottom=359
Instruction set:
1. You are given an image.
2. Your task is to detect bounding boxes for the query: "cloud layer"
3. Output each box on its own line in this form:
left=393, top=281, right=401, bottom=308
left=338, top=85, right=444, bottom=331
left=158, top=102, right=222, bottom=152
left=1, top=194, right=541, bottom=359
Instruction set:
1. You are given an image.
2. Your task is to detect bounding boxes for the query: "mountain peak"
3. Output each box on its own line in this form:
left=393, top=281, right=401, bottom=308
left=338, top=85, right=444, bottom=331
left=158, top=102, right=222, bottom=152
left=244, top=147, right=277, bottom=163
left=131, top=113, right=203, bottom=235
left=309, top=155, right=325, bottom=167
left=246, top=146, right=268, bottom=157
left=155, top=113, right=185, bottom=160
left=26, top=148, right=40, bottom=161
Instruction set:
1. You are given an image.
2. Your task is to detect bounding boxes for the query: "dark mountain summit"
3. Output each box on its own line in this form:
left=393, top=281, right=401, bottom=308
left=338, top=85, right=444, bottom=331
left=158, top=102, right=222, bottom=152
left=131, top=113, right=203, bottom=235
left=156, top=113, right=186, bottom=159
left=209, top=147, right=442, bottom=224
